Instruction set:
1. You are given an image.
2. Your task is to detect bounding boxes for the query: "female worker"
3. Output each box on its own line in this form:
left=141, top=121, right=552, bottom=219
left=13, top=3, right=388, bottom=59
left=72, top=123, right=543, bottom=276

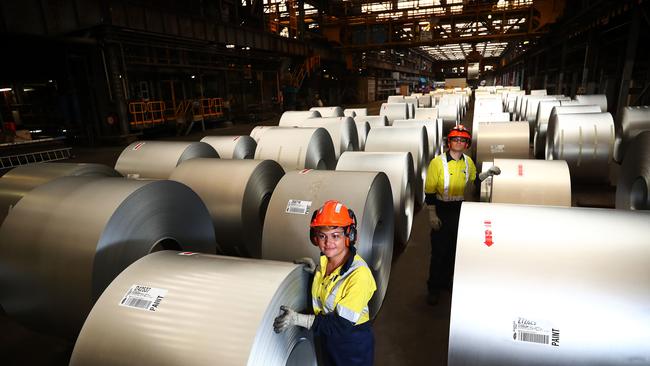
left=273, top=200, right=377, bottom=366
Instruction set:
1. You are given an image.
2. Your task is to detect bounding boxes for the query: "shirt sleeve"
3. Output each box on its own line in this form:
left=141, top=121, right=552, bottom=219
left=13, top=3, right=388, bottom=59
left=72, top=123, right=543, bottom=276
left=467, top=156, right=477, bottom=182
left=424, top=157, right=441, bottom=194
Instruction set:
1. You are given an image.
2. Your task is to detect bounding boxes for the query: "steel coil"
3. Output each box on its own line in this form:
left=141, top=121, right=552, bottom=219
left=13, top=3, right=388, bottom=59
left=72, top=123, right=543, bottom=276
left=344, top=108, right=367, bottom=117
left=449, top=202, right=650, bottom=366
left=479, top=159, right=571, bottom=206
left=387, top=95, right=404, bottom=103
left=414, top=107, right=438, bottom=120
left=545, top=112, right=614, bottom=182
left=533, top=100, right=562, bottom=158
left=613, top=106, right=650, bottom=163
left=416, top=95, right=432, bottom=108
left=254, top=127, right=336, bottom=171
left=250, top=126, right=277, bottom=143
left=393, top=119, right=439, bottom=160
left=0, top=162, right=120, bottom=224
left=438, top=103, right=459, bottom=133
left=115, top=141, right=218, bottom=179
left=309, top=106, right=343, bottom=117
left=200, top=135, right=257, bottom=159
left=170, top=158, right=285, bottom=257
left=353, top=120, right=371, bottom=150
left=261, top=170, right=394, bottom=317
left=70, top=251, right=315, bottom=366
left=364, top=126, right=429, bottom=207
left=576, top=94, right=607, bottom=112
left=0, top=177, right=216, bottom=338
left=403, top=96, right=418, bottom=107
left=294, top=117, right=359, bottom=158
left=337, top=151, right=415, bottom=247
left=615, top=131, right=650, bottom=210
left=475, top=122, right=529, bottom=166
left=355, top=115, right=388, bottom=129
left=380, top=103, right=408, bottom=125
left=279, top=110, right=321, bottom=125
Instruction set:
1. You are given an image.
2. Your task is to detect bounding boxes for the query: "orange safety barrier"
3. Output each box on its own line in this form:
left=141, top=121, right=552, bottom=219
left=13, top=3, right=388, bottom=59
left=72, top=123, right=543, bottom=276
left=147, top=101, right=166, bottom=124
left=128, top=102, right=147, bottom=127
left=129, top=100, right=167, bottom=129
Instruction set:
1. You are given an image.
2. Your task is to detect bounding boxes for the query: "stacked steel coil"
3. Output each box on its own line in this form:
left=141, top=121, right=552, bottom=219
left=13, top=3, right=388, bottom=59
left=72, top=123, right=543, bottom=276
left=200, top=135, right=257, bottom=159
left=337, top=151, right=415, bottom=247
left=170, top=158, right=285, bottom=257
left=254, top=127, right=336, bottom=171
left=115, top=141, right=218, bottom=179
left=0, top=177, right=216, bottom=338
left=309, top=106, right=343, bottom=117
left=450, top=202, right=650, bottom=366
left=290, top=117, right=359, bottom=158
left=615, top=131, right=650, bottom=210
left=70, top=251, right=315, bottom=366
left=279, top=110, right=321, bottom=125
left=475, top=122, right=529, bottom=166
left=392, top=119, right=440, bottom=160
left=613, top=105, right=650, bottom=163
left=380, top=103, right=408, bottom=125
left=261, top=170, right=394, bottom=317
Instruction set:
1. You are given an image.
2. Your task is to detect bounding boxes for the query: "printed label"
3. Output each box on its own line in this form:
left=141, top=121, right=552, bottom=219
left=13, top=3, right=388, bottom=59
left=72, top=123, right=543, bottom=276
left=483, top=220, right=494, bottom=247
left=490, top=144, right=505, bottom=153
left=518, top=164, right=524, bottom=176
left=132, top=142, right=146, bottom=151
left=178, top=252, right=197, bottom=256
left=286, top=199, right=312, bottom=215
left=299, top=169, right=312, bottom=175
left=512, top=317, right=560, bottom=347
left=119, top=285, right=167, bottom=312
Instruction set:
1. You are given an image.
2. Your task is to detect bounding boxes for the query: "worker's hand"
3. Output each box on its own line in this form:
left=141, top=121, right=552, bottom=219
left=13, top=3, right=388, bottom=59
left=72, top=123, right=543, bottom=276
left=293, top=257, right=316, bottom=274
left=478, top=166, right=501, bottom=182
left=273, top=305, right=315, bottom=333
left=427, top=205, right=442, bottom=231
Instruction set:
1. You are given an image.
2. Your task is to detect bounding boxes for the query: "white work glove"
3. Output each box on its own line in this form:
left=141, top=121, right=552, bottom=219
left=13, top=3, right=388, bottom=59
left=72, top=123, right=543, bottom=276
left=478, top=166, right=501, bottom=182
left=427, top=205, right=442, bottom=231
left=273, top=305, right=315, bottom=333
left=294, top=257, right=317, bottom=274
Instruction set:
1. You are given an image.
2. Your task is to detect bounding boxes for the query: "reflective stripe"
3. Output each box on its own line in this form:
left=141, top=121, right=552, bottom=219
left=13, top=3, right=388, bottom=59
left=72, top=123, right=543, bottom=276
left=440, top=154, right=469, bottom=202
left=312, top=297, right=323, bottom=311
left=336, top=304, right=361, bottom=323
left=323, top=259, right=366, bottom=312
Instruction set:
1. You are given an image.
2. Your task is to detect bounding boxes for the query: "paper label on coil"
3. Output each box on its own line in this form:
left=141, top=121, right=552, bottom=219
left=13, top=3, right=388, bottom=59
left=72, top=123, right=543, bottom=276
left=490, top=144, right=505, bottom=153
left=286, top=199, right=312, bottom=215
left=119, top=285, right=167, bottom=312
left=512, top=317, right=560, bottom=347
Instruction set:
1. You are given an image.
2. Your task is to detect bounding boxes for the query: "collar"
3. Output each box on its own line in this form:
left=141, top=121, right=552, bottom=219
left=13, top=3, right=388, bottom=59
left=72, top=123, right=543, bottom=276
left=446, top=151, right=465, bottom=162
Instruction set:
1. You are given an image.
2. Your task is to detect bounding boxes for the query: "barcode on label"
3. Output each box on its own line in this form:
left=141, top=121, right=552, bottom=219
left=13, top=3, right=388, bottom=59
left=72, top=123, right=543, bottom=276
left=517, top=331, right=549, bottom=344
left=123, top=297, right=152, bottom=309
left=285, top=199, right=312, bottom=215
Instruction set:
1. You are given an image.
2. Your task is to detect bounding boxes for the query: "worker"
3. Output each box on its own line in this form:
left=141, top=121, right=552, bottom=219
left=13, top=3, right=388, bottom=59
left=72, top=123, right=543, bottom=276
left=273, top=200, right=377, bottom=366
left=424, top=124, right=500, bottom=305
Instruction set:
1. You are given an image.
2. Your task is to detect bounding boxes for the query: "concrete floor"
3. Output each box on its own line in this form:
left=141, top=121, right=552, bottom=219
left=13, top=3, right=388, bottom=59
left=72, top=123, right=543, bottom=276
left=0, top=101, right=615, bottom=365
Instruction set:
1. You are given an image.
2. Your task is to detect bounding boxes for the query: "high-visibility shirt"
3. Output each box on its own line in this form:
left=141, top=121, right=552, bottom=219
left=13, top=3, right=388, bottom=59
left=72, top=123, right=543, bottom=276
left=312, top=253, right=376, bottom=326
left=425, top=152, right=477, bottom=201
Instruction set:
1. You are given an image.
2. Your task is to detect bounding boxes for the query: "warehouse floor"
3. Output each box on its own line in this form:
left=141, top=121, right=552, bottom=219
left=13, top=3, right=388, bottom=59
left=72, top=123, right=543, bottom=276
left=0, top=101, right=615, bottom=365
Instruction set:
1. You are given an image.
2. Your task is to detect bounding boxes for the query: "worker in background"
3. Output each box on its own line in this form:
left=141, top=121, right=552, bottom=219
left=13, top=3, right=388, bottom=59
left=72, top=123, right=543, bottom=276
left=313, top=93, right=324, bottom=107
left=274, top=200, right=377, bottom=366
left=424, top=125, right=500, bottom=305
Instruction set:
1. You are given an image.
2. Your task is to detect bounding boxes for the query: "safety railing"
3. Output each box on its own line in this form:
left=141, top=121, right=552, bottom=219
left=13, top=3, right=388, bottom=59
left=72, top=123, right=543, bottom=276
left=129, top=100, right=167, bottom=129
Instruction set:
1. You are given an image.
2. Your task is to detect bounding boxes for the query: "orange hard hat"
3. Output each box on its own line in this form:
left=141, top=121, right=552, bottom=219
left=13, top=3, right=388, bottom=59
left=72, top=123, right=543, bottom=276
left=309, top=200, right=357, bottom=246
left=447, top=124, right=472, bottom=146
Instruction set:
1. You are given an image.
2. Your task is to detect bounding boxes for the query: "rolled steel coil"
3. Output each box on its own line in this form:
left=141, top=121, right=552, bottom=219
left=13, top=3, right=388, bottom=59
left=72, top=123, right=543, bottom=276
left=403, top=96, right=418, bottom=108
left=70, top=251, right=315, bottom=366
left=529, top=89, right=547, bottom=96
left=524, top=97, right=569, bottom=141
left=344, top=108, right=367, bottom=117
left=615, top=131, right=650, bottom=210
left=393, top=119, right=439, bottom=160
left=337, top=151, right=415, bottom=247
left=545, top=112, right=614, bottom=182
left=533, top=100, right=562, bottom=158
left=293, top=117, right=359, bottom=158
left=170, top=158, right=285, bottom=257
left=576, top=94, right=607, bottom=112
left=560, top=100, right=581, bottom=106
left=254, top=127, right=336, bottom=171
left=416, top=95, right=432, bottom=108
left=514, top=95, right=528, bottom=120
left=0, top=162, right=120, bottom=224
left=449, top=202, right=650, bottom=366
left=479, top=159, right=571, bottom=206
left=309, top=106, right=343, bottom=117
left=414, top=107, right=438, bottom=120
left=365, top=126, right=428, bottom=207
left=200, top=135, right=257, bottom=159
left=387, top=95, right=404, bottom=103
left=438, top=103, right=459, bottom=133
left=0, top=177, right=216, bottom=338
left=548, top=105, right=601, bottom=125
left=475, top=122, right=529, bottom=166
left=279, top=110, right=321, bottom=125
left=261, top=170, right=394, bottom=317
left=379, top=103, right=408, bottom=125
left=613, top=105, right=650, bottom=163
left=115, top=141, right=218, bottom=179
left=407, top=103, right=416, bottom=119
left=353, top=120, right=371, bottom=151
left=250, top=126, right=277, bottom=143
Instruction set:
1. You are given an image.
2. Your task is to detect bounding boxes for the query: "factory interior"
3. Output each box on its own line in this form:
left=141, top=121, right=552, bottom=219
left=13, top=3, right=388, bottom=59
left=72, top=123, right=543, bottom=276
left=0, top=0, right=649, bottom=365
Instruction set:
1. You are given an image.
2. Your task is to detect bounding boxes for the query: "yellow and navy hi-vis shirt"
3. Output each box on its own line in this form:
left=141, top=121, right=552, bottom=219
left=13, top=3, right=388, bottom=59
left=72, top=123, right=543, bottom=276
left=424, top=152, right=477, bottom=201
left=311, top=252, right=376, bottom=326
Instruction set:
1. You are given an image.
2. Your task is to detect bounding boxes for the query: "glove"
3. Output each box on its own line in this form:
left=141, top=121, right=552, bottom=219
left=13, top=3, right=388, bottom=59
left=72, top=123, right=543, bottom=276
left=293, top=257, right=316, bottom=274
left=478, top=166, right=501, bottom=182
left=427, top=205, right=442, bottom=231
left=273, top=305, right=315, bottom=333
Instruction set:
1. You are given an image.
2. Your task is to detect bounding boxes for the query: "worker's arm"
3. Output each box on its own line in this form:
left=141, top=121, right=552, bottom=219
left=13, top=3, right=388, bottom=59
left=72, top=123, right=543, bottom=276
left=424, top=158, right=441, bottom=205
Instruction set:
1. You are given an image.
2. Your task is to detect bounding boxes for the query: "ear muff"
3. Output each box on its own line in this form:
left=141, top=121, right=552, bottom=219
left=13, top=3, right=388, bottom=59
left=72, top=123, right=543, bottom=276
left=345, top=208, right=358, bottom=246
left=309, top=210, right=319, bottom=246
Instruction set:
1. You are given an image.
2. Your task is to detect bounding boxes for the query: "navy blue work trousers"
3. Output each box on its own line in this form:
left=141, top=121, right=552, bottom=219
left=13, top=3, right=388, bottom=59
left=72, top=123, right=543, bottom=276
left=316, top=323, right=374, bottom=366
